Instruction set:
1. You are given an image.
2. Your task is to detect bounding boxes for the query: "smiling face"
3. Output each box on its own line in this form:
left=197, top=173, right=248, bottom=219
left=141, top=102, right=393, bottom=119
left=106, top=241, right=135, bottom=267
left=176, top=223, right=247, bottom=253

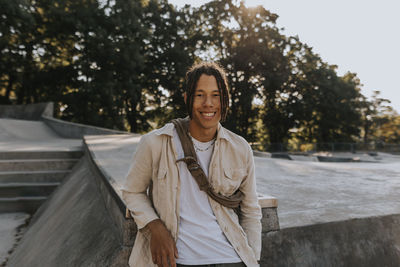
left=186, top=74, right=221, bottom=142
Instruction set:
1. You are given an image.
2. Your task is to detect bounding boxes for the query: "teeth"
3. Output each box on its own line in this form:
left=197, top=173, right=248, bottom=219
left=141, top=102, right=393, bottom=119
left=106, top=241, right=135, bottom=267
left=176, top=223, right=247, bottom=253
left=203, top=113, right=214, bottom=117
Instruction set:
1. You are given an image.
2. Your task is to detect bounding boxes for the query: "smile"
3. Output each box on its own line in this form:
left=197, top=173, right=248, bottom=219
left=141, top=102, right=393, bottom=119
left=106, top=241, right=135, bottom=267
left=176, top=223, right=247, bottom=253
left=200, top=112, right=216, bottom=118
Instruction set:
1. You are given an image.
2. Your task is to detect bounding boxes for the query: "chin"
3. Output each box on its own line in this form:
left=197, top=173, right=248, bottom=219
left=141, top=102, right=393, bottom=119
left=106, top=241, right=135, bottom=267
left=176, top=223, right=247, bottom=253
left=193, top=115, right=220, bottom=130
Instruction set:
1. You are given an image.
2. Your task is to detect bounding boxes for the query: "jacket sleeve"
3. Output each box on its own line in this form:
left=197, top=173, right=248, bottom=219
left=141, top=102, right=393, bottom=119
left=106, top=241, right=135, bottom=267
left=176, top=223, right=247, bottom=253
left=121, top=134, right=159, bottom=230
left=239, top=143, right=262, bottom=260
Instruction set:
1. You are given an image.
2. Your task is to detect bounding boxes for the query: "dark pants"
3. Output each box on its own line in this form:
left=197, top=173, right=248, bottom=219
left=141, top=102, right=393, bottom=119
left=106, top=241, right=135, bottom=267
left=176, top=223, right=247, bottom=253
left=177, top=263, right=246, bottom=267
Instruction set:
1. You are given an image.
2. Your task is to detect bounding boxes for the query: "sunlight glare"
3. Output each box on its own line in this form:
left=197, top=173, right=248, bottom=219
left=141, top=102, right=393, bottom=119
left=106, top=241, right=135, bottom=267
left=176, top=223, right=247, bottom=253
left=243, top=0, right=265, bottom=7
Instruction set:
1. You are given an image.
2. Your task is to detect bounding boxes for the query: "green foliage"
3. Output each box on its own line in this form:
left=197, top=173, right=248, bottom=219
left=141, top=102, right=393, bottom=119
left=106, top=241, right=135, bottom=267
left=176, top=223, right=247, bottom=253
left=1, top=0, right=398, bottom=144
left=375, top=114, right=400, bottom=143
left=359, top=90, right=396, bottom=143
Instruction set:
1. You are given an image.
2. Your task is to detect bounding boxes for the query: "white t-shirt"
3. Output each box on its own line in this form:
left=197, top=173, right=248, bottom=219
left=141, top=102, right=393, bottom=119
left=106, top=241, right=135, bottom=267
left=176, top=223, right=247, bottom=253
left=173, top=129, right=241, bottom=265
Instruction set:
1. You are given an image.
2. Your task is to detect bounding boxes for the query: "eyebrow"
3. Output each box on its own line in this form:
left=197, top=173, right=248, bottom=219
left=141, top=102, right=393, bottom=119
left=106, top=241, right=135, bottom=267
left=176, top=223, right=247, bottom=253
left=195, top=89, right=220, bottom=93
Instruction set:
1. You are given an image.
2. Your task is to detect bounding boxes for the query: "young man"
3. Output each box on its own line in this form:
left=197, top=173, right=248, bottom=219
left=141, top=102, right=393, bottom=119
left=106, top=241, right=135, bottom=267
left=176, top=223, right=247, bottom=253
left=122, top=62, right=261, bottom=267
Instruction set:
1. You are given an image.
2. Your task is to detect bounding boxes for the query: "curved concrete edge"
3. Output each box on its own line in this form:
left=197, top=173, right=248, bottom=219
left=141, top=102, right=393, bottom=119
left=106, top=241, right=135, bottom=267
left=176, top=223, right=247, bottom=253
left=82, top=142, right=137, bottom=246
left=42, top=116, right=128, bottom=139
left=0, top=102, right=129, bottom=139
left=7, top=155, right=134, bottom=267
left=261, top=213, right=400, bottom=266
left=0, top=102, right=53, bottom=120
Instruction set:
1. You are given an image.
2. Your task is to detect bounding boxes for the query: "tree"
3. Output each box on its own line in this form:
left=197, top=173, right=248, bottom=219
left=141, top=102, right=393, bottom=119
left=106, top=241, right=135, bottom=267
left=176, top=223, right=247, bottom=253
left=2, top=0, right=395, bottom=147
left=285, top=44, right=363, bottom=144
left=375, top=113, right=400, bottom=144
left=360, top=90, right=393, bottom=143
left=0, top=0, right=35, bottom=104
left=191, top=0, right=289, bottom=142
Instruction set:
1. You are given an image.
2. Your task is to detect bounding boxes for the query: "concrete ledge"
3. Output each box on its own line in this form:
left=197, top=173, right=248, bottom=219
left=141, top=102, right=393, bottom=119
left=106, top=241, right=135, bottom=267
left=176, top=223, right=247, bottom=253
left=271, top=152, right=292, bottom=160
left=0, top=159, right=79, bottom=172
left=0, top=150, right=83, bottom=160
left=253, top=150, right=271, bottom=158
left=0, top=196, right=47, bottom=213
left=0, top=102, right=53, bottom=120
left=42, top=116, right=126, bottom=139
left=258, top=195, right=280, bottom=233
left=0, top=170, right=70, bottom=183
left=258, top=194, right=278, bottom=208
left=260, top=213, right=400, bottom=266
left=83, top=143, right=137, bottom=246
left=261, top=208, right=280, bottom=233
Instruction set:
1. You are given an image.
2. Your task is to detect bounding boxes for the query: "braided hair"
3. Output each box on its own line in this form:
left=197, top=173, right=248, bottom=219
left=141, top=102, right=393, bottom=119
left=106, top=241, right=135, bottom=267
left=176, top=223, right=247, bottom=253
left=185, top=62, right=230, bottom=122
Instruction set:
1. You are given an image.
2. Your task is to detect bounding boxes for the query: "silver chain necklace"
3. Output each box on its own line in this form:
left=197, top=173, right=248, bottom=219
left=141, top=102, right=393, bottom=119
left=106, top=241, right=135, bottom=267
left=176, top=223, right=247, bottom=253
left=191, top=137, right=216, bottom=152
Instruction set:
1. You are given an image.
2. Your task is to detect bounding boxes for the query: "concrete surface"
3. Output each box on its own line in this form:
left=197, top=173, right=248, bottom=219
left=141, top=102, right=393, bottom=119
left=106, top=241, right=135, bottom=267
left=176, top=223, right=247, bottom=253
left=0, top=117, right=84, bottom=265
left=0, top=148, right=82, bottom=214
left=254, top=155, right=400, bottom=228
left=0, top=118, right=60, bottom=141
left=6, top=157, right=129, bottom=267
left=84, top=134, right=141, bottom=195
left=42, top=116, right=127, bottom=139
left=261, top=214, right=400, bottom=267
left=0, top=212, right=30, bottom=266
left=0, top=119, right=82, bottom=152
left=0, top=102, right=53, bottom=120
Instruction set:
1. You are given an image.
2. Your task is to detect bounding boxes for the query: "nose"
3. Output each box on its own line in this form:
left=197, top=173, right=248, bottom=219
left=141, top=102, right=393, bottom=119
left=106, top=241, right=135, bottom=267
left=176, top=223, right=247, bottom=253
left=203, top=95, right=214, bottom=107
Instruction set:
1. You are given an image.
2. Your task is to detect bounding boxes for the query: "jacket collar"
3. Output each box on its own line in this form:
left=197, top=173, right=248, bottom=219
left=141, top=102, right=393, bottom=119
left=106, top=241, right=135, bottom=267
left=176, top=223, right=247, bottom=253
left=156, top=120, right=233, bottom=143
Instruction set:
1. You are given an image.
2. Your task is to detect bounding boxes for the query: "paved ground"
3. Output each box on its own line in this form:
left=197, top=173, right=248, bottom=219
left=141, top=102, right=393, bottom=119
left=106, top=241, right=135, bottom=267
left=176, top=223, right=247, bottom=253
left=0, top=213, right=30, bottom=266
left=254, top=154, right=400, bottom=228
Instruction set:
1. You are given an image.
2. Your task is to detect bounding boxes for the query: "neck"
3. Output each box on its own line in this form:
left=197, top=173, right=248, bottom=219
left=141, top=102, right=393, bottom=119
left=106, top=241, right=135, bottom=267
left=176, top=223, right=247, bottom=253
left=188, top=122, right=218, bottom=142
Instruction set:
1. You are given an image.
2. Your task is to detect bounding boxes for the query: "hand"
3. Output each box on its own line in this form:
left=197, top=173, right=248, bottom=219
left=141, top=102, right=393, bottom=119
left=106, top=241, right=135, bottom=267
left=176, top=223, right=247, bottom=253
left=146, top=219, right=178, bottom=267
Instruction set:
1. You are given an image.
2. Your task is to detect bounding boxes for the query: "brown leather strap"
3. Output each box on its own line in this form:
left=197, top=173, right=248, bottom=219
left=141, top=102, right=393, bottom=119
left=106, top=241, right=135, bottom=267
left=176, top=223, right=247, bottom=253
left=172, top=117, right=243, bottom=208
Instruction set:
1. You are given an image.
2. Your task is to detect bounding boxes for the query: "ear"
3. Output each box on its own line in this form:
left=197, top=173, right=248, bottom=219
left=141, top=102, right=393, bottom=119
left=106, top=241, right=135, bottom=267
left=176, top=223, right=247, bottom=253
left=183, top=92, right=187, bottom=104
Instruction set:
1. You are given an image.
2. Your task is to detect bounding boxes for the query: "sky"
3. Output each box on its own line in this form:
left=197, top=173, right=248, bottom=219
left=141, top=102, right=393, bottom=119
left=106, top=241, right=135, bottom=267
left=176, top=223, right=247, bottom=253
left=170, top=0, right=400, bottom=113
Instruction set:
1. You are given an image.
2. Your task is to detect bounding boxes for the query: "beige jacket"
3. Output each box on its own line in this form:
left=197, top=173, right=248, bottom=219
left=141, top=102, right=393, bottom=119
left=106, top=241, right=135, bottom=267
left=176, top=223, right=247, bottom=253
left=122, top=122, right=262, bottom=267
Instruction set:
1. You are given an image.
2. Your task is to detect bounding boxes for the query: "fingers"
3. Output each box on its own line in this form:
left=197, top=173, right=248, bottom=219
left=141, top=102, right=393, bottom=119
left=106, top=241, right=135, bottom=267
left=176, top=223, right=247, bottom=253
left=161, top=253, right=169, bottom=267
left=151, top=247, right=157, bottom=264
left=159, top=248, right=177, bottom=267
left=148, top=220, right=178, bottom=267
left=152, top=245, right=176, bottom=267
left=174, top=243, right=179, bottom=259
left=152, top=252, right=160, bottom=266
left=169, top=249, right=176, bottom=267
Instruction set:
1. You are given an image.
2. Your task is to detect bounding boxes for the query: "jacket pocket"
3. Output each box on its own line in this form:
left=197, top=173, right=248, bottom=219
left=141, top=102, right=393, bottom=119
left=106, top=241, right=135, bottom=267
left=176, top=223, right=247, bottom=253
left=224, top=168, right=246, bottom=180
left=221, top=167, right=246, bottom=195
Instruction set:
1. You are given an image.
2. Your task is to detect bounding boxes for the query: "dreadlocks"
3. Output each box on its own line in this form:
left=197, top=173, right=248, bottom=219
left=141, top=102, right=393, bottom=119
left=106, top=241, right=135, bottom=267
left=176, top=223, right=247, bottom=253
left=185, top=62, right=230, bottom=122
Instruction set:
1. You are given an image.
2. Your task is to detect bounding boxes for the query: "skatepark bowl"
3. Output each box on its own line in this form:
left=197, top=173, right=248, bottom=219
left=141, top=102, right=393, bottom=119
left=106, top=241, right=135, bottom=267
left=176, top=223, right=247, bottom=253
left=0, top=102, right=399, bottom=267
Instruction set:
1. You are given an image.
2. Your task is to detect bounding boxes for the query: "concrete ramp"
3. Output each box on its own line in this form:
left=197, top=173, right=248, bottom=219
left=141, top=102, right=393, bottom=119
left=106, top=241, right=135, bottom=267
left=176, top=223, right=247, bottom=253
left=0, top=119, right=82, bottom=152
left=0, top=119, right=60, bottom=141
left=6, top=155, right=130, bottom=267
